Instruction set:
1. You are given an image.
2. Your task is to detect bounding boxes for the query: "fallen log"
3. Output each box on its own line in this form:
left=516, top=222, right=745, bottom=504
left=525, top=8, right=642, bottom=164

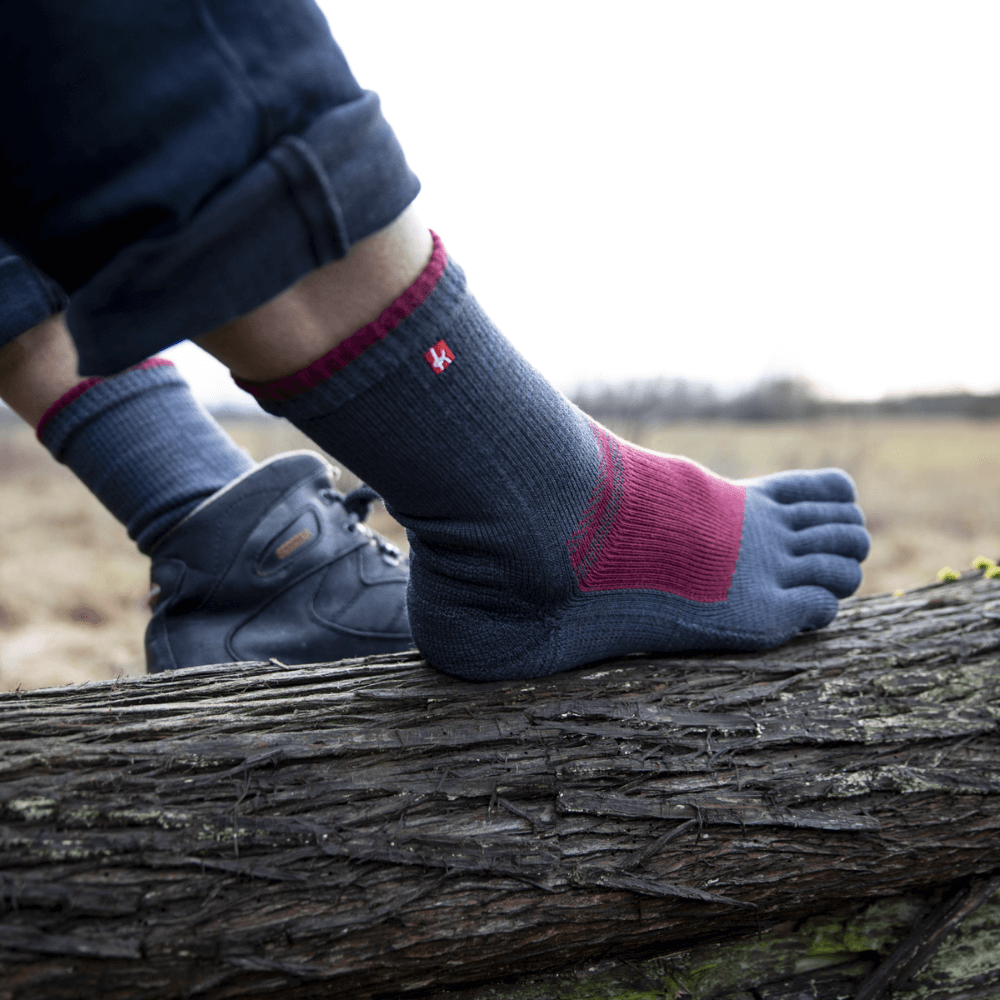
left=1, top=570, right=999, bottom=1000
left=431, top=877, right=1000, bottom=1000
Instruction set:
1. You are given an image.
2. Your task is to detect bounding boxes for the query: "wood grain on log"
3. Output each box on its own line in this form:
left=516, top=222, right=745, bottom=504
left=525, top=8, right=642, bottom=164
left=1, top=572, right=999, bottom=999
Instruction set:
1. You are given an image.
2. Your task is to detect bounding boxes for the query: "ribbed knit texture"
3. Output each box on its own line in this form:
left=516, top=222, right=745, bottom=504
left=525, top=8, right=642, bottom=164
left=39, top=361, right=254, bottom=554
left=246, top=234, right=869, bottom=680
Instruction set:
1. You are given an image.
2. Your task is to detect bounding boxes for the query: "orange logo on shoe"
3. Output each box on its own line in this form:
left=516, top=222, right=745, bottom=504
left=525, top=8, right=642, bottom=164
left=424, top=340, right=455, bottom=373
left=276, top=528, right=313, bottom=560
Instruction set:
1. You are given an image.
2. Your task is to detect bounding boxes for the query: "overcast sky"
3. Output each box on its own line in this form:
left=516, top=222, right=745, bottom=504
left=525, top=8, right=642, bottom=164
left=166, top=0, right=1000, bottom=408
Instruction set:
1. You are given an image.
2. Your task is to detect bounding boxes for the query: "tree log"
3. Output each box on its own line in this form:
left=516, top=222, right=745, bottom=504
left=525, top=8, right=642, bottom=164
left=1, top=571, right=999, bottom=1000
left=430, top=881, right=1000, bottom=1000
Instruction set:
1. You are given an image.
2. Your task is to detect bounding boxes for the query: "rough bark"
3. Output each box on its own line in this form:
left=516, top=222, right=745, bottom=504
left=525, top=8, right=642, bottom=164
left=1, top=571, right=999, bottom=1000
left=430, top=882, right=1000, bottom=1000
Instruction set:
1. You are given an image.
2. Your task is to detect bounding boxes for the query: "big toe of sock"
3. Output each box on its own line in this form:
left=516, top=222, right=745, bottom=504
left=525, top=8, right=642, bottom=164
left=742, top=467, right=858, bottom=504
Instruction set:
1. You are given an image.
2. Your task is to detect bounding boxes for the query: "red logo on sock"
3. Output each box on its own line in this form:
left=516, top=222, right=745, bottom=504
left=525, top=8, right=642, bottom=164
left=424, top=340, right=455, bottom=373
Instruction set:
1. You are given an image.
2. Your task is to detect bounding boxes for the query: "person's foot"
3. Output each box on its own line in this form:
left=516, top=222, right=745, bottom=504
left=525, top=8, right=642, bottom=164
left=408, top=434, right=870, bottom=678
left=235, top=233, right=870, bottom=680
left=145, top=451, right=412, bottom=671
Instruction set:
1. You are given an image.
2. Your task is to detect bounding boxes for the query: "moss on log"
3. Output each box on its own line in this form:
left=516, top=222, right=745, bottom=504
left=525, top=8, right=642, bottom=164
left=431, top=884, right=1000, bottom=999
left=0, top=571, right=999, bottom=999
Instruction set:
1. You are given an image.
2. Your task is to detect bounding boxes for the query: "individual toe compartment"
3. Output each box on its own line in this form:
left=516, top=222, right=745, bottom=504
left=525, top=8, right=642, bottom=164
left=783, top=584, right=841, bottom=632
left=784, top=500, right=866, bottom=529
left=791, top=522, right=871, bottom=561
left=782, top=551, right=864, bottom=599
left=747, top=468, right=858, bottom=505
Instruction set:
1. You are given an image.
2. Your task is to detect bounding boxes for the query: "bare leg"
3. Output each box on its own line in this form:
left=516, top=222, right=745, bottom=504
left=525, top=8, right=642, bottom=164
left=0, top=207, right=431, bottom=418
left=0, top=313, right=83, bottom=427
left=196, top=206, right=433, bottom=382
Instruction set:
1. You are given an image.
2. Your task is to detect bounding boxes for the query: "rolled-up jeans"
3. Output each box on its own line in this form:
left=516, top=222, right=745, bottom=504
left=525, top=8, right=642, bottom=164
left=0, top=0, right=420, bottom=375
left=0, top=243, right=69, bottom=347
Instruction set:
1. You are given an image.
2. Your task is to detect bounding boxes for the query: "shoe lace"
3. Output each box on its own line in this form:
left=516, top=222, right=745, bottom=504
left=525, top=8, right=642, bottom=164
left=323, top=484, right=403, bottom=566
left=343, top=484, right=381, bottom=520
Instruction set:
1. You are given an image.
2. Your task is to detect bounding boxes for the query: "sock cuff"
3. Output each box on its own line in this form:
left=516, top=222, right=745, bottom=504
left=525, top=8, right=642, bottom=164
left=36, top=376, right=105, bottom=439
left=37, top=358, right=180, bottom=458
left=235, top=230, right=448, bottom=404
left=255, top=258, right=470, bottom=426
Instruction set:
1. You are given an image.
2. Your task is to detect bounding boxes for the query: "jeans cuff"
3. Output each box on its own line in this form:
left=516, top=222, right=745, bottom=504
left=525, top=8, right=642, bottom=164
left=0, top=248, right=68, bottom=348
left=68, top=90, right=420, bottom=376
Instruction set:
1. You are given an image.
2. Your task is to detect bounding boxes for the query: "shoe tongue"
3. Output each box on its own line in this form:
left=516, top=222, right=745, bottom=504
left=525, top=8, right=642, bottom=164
left=157, top=451, right=332, bottom=572
left=233, top=451, right=333, bottom=507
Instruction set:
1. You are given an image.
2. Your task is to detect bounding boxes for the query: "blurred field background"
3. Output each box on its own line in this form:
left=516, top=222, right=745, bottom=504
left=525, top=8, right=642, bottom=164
left=0, top=409, right=997, bottom=692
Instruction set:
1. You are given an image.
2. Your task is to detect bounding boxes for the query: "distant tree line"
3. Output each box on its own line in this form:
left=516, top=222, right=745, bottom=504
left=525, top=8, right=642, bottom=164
left=8, top=376, right=989, bottom=427
left=570, top=376, right=1000, bottom=424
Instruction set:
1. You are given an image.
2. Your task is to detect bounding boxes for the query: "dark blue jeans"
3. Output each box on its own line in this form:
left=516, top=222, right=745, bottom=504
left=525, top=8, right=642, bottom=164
left=0, top=1, right=420, bottom=375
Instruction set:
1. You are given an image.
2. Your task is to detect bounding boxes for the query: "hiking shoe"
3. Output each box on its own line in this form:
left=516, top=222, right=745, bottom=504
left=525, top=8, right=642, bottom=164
left=145, top=450, right=412, bottom=671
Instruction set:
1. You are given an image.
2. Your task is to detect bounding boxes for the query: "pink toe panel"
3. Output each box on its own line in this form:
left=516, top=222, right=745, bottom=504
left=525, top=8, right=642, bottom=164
left=568, top=425, right=745, bottom=602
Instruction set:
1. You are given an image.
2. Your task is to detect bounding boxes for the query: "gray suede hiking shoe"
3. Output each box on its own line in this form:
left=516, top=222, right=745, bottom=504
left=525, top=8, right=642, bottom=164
left=145, top=451, right=412, bottom=671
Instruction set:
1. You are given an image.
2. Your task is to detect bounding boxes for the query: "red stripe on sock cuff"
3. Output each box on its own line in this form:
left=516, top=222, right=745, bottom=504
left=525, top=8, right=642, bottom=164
left=236, top=230, right=448, bottom=403
left=129, top=358, right=176, bottom=373
left=36, top=377, right=104, bottom=439
left=35, top=358, right=176, bottom=439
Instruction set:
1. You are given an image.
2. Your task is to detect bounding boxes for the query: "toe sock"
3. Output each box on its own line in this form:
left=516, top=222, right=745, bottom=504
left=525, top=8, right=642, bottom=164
left=240, top=233, right=869, bottom=679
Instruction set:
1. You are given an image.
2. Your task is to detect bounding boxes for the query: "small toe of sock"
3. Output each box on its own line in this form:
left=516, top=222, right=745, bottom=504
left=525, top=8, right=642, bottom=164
left=748, top=468, right=858, bottom=505
left=784, top=552, right=864, bottom=598
left=792, top=522, right=871, bottom=561
left=786, top=585, right=841, bottom=631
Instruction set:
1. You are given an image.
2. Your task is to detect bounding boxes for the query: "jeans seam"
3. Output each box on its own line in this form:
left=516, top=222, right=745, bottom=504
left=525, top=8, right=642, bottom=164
left=270, top=135, right=348, bottom=263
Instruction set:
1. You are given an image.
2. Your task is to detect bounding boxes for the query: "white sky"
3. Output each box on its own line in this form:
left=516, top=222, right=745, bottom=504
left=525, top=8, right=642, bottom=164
left=167, top=0, right=1000, bottom=408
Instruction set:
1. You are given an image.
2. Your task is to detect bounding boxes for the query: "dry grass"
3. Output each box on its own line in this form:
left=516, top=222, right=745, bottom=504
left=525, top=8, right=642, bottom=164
left=0, top=414, right=997, bottom=691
